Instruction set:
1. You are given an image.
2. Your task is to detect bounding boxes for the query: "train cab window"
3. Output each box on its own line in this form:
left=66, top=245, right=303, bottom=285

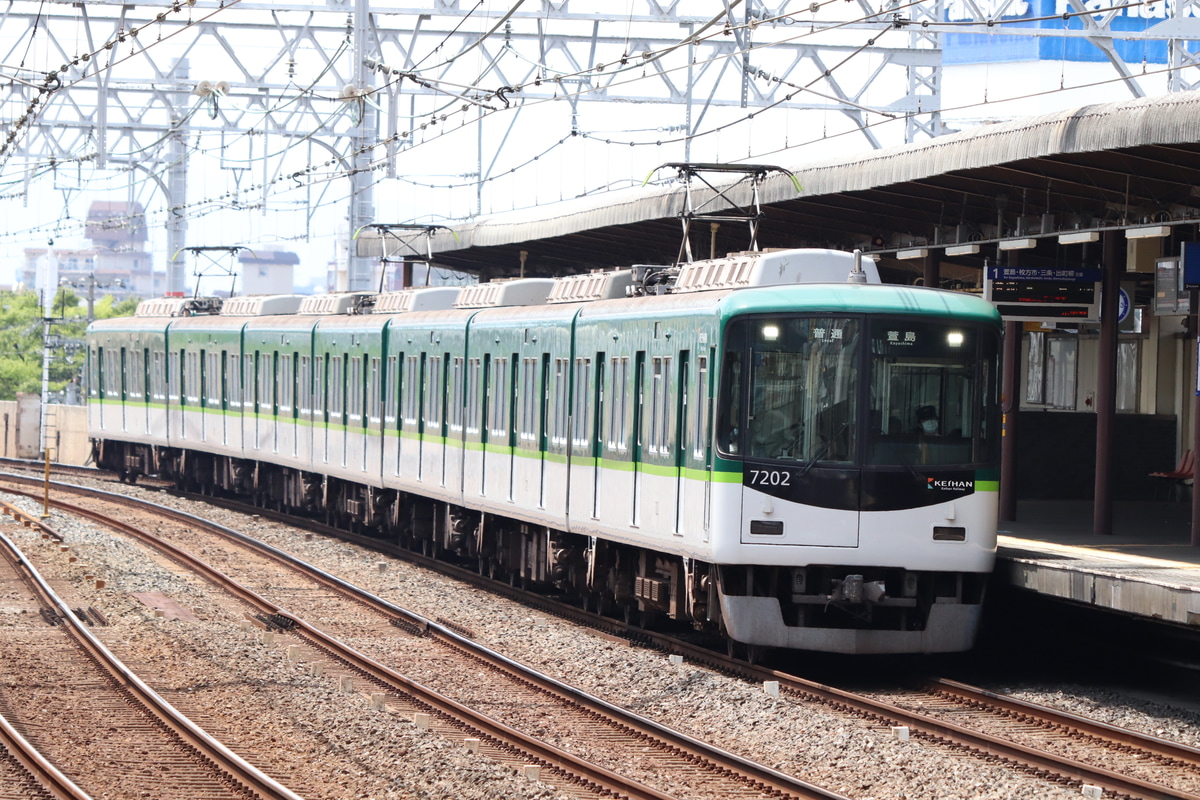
left=866, top=319, right=1000, bottom=467
left=720, top=317, right=860, bottom=463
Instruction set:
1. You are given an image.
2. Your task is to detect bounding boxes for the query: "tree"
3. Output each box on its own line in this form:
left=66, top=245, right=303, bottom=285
left=0, top=288, right=137, bottom=401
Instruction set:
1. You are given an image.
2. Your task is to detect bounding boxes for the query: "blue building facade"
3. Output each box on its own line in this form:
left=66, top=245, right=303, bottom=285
left=944, top=0, right=1183, bottom=64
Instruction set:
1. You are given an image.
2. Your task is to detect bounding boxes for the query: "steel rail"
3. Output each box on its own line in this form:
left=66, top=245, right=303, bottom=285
left=13, top=470, right=1200, bottom=800
left=0, top=528, right=305, bottom=800
left=927, top=677, right=1200, bottom=766
left=0, top=478, right=850, bottom=800
left=0, top=665, right=94, bottom=800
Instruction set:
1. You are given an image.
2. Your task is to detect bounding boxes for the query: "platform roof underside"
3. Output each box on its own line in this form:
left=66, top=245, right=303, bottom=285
left=421, top=93, right=1200, bottom=282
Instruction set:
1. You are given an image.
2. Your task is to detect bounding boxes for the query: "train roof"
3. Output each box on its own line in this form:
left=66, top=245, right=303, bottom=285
left=221, top=295, right=305, bottom=316
left=720, top=282, right=1002, bottom=324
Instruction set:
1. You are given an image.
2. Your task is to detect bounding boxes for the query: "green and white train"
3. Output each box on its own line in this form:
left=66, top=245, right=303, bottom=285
left=88, top=248, right=1003, bottom=655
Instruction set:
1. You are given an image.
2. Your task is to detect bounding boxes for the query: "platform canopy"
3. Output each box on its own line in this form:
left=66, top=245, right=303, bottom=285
left=412, top=92, right=1200, bottom=282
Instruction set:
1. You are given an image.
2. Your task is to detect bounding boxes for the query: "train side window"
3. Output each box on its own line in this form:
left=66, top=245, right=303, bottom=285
left=571, top=357, right=591, bottom=449
left=299, top=356, right=312, bottom=416
left=465, top=358, right=480, bottom=435
left=551, top=358, right=568, bottom=446
left=490, top=357, right=508, bottom=438
left=279, top=354, right=294, bottom=417
left=206, top=351, right=221, bottom=408
left=168, top=351, right=180, bottom=404
left=257, top=352, right=272, bottom=416
left=693, top=354, right=708, bottom=459
left=126, top=350, right=141, bottom=401
left=329, top=356, right=344, bottom=423
left=449, top=357, right=464, bottom=432
left=228, top=352, right=240, bottom=410
left=369, top=357, right=382, bottom=426
left=106, top=350, right=121, bottom=400
left=89, top=347, right=100, bottom=399
left=520, top=357, right=537, bottom=442
left=313, top=355, right=326, bottom=421
left=384, top=356, right=399, bottom=428
left=186, top=352, right=200, bottom=406
left=243, top=354, right=255, bottom=414
left=607, top=356, right=629, bottom=452
left=151, top=351, right=165, bottom=403
left=348, top=356, right=363, bottom=424
left=403, top=355, right=420, bottom=426
left=425, top=355, right=442, bottom=429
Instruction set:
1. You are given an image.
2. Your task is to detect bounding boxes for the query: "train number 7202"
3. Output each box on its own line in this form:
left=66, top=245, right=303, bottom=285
left=747, top=469, right=792, bottom=487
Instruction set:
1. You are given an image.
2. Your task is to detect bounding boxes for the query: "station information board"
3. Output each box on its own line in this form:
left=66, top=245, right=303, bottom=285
left=984, top=266, right=1102, bottom=322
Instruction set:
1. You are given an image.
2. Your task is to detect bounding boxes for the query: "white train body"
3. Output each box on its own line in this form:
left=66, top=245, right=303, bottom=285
left=88, top=249, right=1003, bottom=654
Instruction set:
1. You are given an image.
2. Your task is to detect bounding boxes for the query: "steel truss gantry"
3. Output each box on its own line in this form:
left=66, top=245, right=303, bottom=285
left=2, top=0, right=1198, bottom=290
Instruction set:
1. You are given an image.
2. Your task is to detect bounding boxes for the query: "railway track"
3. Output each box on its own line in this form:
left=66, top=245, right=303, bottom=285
left=0, top=507, right=303, bottom=800
left=0, top=711, right=90, bottom=800
left=9, top=466, right=1200, bottom=799
left=0, top=474, right=849, bottom=800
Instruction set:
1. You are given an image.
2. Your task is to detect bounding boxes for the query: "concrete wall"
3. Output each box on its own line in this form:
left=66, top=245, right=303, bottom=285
left=0, top=399, right=90, bottom=466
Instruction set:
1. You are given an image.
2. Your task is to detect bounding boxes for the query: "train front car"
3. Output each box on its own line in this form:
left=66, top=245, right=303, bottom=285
left=711, top=284, right=1002, bottom=655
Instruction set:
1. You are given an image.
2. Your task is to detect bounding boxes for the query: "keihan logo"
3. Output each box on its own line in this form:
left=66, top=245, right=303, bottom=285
left=927, top=478, right=974, bottom=491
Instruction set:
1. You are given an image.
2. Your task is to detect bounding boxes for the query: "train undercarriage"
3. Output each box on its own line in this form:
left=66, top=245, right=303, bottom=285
left=93, top=438, right=987, bottom=655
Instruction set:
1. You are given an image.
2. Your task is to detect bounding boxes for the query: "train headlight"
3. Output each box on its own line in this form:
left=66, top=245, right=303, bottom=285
left=947, top=331, right=964, bottom=347
left=762, top=324, right=780, bottom=341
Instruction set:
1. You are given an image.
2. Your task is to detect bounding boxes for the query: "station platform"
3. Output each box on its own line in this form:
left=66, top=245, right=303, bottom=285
left=996, top=500, right=1200, bottom=628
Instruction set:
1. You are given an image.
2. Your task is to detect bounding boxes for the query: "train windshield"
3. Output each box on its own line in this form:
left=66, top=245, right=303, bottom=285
left=718, top=315, right=999, bottom=467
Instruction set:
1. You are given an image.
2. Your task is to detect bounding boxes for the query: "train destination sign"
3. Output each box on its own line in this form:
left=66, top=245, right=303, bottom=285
left=984, top=266, right=1102, bottom=322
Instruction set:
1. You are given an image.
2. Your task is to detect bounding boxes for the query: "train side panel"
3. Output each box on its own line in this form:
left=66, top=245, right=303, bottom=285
left=242, top=317, right=317, bottom=474
left=313, top=315, right=387, bottom=489
left=383, top=309, right=473, bottom=504
left=462, top=304, right=576, bottom=528
left=568, top=293, right=725, bottom=557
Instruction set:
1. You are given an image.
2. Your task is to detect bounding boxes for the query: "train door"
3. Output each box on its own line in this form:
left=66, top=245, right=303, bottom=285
left=632, top=351, right=646, bottom=527
left=591, top=355, right=605, bottom=519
